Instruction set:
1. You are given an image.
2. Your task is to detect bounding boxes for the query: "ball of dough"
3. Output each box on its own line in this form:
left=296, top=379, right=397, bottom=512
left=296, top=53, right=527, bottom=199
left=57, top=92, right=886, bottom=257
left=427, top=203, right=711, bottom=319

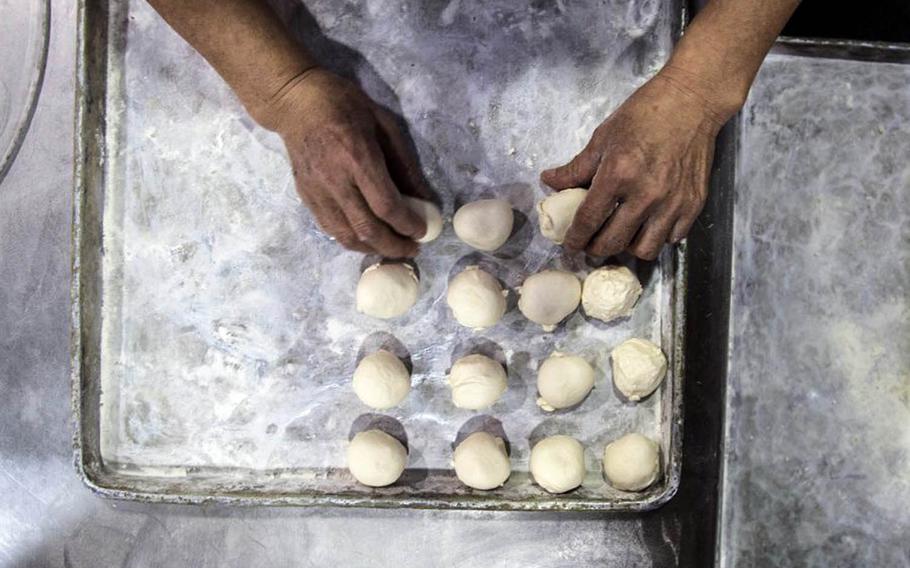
left=582, top=265, right=642, bottom=322
left=536, top=352, right=596, bottom=411
left=448, top=353, right=507, bottom=409
left=352, top=350, right=411, bottom=409
left=537, top=187, right=588, bottom=244
left=518, top=269, right=582, bottom=331
left=405, top=197, right=443, bottom=243
left=530, top=435, right=586, bottom=493
left=453, top=199, right=513, bottom=251
left=347, top=429, right=407, bottom=487
left=446, top=266, right=507, bottom=330
left=356, top=263, right=419, bottom=319
left=611, top=338, right=667, bottom=401
left=602, top=433, right=659, bottom=491
left=453, top=431, right=511, bottom=490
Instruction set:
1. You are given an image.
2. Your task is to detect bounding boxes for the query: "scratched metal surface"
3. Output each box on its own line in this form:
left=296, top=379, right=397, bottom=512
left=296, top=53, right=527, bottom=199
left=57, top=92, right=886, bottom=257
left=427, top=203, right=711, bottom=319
left=719, top=51, right=910, bottom=567
left=72, top=0, right=685, bottom=510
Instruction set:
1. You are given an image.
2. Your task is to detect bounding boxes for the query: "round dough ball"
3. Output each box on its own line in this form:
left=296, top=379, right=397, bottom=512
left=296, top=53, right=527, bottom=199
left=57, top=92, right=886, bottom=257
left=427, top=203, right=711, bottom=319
left=536, top=352, right=596, bottom=411
left=453, top=199, right=513, bottom=251
left=518, top=269, right=582, bottom=331
left=347, top=429, right=407, bottom=487
left=446, top=266, right=507, bottom=330
left=448, top=353, right=507, bottom=409
left=602, top=433, right=659, bottom=491
left=356, top=263, right=419, bottom=319
left=611, top=338, right=667, bottom=401
left=537, top=187, right=588, bottom=244
left=453, top=431, right=511, bottom=490
left=405, top=197, right=443, bottom=243
left=582, top=265, right=642, bottom=322
left=352, top=350, right=411, bottom=409
left=530, top=435, right=586, bottom=493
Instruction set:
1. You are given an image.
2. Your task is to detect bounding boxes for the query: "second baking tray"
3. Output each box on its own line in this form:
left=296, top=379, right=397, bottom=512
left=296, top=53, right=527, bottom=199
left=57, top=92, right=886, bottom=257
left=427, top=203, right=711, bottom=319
left=73, top=0, right=685, bottom=510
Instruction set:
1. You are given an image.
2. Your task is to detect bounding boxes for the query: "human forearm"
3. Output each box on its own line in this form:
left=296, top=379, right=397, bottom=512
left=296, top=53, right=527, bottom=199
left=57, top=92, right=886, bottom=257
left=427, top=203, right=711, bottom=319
left=661, top=0, right=800, bottom=123
left=147, top=0, right=317, bottom=129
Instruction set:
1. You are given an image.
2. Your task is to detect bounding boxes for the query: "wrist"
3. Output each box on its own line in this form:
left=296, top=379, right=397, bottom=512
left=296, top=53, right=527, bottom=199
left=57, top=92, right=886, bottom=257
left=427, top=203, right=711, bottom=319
left=647, top=69, right=730, bottom=136
left=660, top=45, right=749, bottom=125
left=242, top=63, right=322, bottom=133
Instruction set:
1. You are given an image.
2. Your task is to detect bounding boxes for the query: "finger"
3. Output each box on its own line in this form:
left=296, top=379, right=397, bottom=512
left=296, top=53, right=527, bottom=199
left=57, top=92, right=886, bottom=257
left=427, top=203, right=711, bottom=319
left=338, top=185, right=419, bottom=258
left=562, top=168, right=621, bottom=251
left=669, top=201, right=704, bottom=243
left=374, top=109, right=433, bottom=201
left=586, top=197, right=652, bottom=258
left=540, top=143, right=600, bottom=190
left=315, top=201, right=375, bottom=254
left=627, top=206, right=678, bottom=261
left=353, top=139, right=428, bottom=240
left=297, top=186, right=375, bottom=253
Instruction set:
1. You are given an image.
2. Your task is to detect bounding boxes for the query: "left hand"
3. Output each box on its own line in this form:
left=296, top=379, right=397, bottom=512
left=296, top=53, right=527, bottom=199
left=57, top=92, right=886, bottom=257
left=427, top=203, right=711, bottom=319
left=540, top=70, right=726, bottom=260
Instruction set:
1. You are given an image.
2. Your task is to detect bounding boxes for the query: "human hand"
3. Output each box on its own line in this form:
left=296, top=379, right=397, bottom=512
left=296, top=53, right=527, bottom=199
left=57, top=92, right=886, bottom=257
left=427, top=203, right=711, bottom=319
left=540, top=70, right=727, bottom=260
left=261, top=68, right=431, bottom=257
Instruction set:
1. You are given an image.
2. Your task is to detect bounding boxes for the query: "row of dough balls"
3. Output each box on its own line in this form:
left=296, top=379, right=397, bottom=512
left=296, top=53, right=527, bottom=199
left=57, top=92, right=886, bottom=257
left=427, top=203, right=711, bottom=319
left=348, top=428, right=661, bottom=494
left=405, top=188, right=590, bottom=251
left=357, top=262, right=644, bottom=331
left=353, top=339, right=668, bottom=412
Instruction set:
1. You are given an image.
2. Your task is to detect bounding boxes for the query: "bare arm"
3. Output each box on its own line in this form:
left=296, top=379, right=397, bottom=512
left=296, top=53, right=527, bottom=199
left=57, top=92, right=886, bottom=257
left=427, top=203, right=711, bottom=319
left=543, top=0, right=800, bottom=260
left=148, top=0, right=430, bottom=257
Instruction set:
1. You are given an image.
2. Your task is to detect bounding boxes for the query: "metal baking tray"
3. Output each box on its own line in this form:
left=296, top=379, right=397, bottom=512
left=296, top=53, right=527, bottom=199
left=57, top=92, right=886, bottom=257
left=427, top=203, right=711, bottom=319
left=72, top=0, right=686, bottom=510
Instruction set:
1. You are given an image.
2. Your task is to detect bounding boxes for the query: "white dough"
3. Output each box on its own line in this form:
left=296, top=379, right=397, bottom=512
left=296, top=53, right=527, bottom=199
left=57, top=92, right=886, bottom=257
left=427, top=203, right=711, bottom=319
left=537, top=187, right=588, bottom=244
left=453, top=199, right=513, bottom=251
left=582, top=265, right=642, bottom=322
left=536, top=352, right=596, bottom=411
left=352, top=350, right=411, bottom=409
left=517, top=269, right=582, bottom=331
left=453, top=431, right=511, bottom=490
left=448, top=353, right=507, bottom=409
left=446, top=266, right=507, bottom=330
left=405, top=197, right=444, bottom=243
left=611, top=338, right=667, bottom=401
left=602, top=433, right=659, bottom=491
left=347, top=429, right=407, bottom=487
left=356, top=263, right=419, bottom=319
left=530, top=435, right=586, bottom=493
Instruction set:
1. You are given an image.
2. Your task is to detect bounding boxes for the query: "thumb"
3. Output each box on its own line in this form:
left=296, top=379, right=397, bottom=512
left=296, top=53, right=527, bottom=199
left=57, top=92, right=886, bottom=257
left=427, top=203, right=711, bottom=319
left=541, top=147, right=599, bottom=190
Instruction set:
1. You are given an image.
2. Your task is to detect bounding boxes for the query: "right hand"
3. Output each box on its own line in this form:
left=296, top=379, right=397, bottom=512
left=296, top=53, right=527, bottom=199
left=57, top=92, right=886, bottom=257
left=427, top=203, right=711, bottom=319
left=257, top=68, right=431, bottom=257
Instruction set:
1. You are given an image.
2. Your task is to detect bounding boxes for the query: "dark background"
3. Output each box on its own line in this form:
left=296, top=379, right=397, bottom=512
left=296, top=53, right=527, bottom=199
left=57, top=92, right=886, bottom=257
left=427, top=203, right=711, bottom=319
left=783, top=0, right=910, bottom=43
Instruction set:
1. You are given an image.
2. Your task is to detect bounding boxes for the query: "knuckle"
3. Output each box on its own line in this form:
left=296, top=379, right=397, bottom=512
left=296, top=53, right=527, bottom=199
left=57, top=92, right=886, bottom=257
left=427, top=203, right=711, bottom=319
left=334, top=229, right=358, bottom=246
left=641, top=185, right=665, bottom=204
left=572, top=207, right=601, bottom=229
left=608, top=153, right=642, bottom=182
left=685, top=199, right=706, bottom=217
left=324, top=127, right=363, bottom=158
left=372, top=196, right=400, bottom=219
left=351, top=221, right=379, bottom=241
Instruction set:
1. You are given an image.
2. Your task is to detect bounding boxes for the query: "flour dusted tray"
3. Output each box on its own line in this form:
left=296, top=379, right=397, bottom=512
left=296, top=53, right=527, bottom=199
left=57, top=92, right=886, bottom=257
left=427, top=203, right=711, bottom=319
left=72, top=0, right=685, bottom=510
